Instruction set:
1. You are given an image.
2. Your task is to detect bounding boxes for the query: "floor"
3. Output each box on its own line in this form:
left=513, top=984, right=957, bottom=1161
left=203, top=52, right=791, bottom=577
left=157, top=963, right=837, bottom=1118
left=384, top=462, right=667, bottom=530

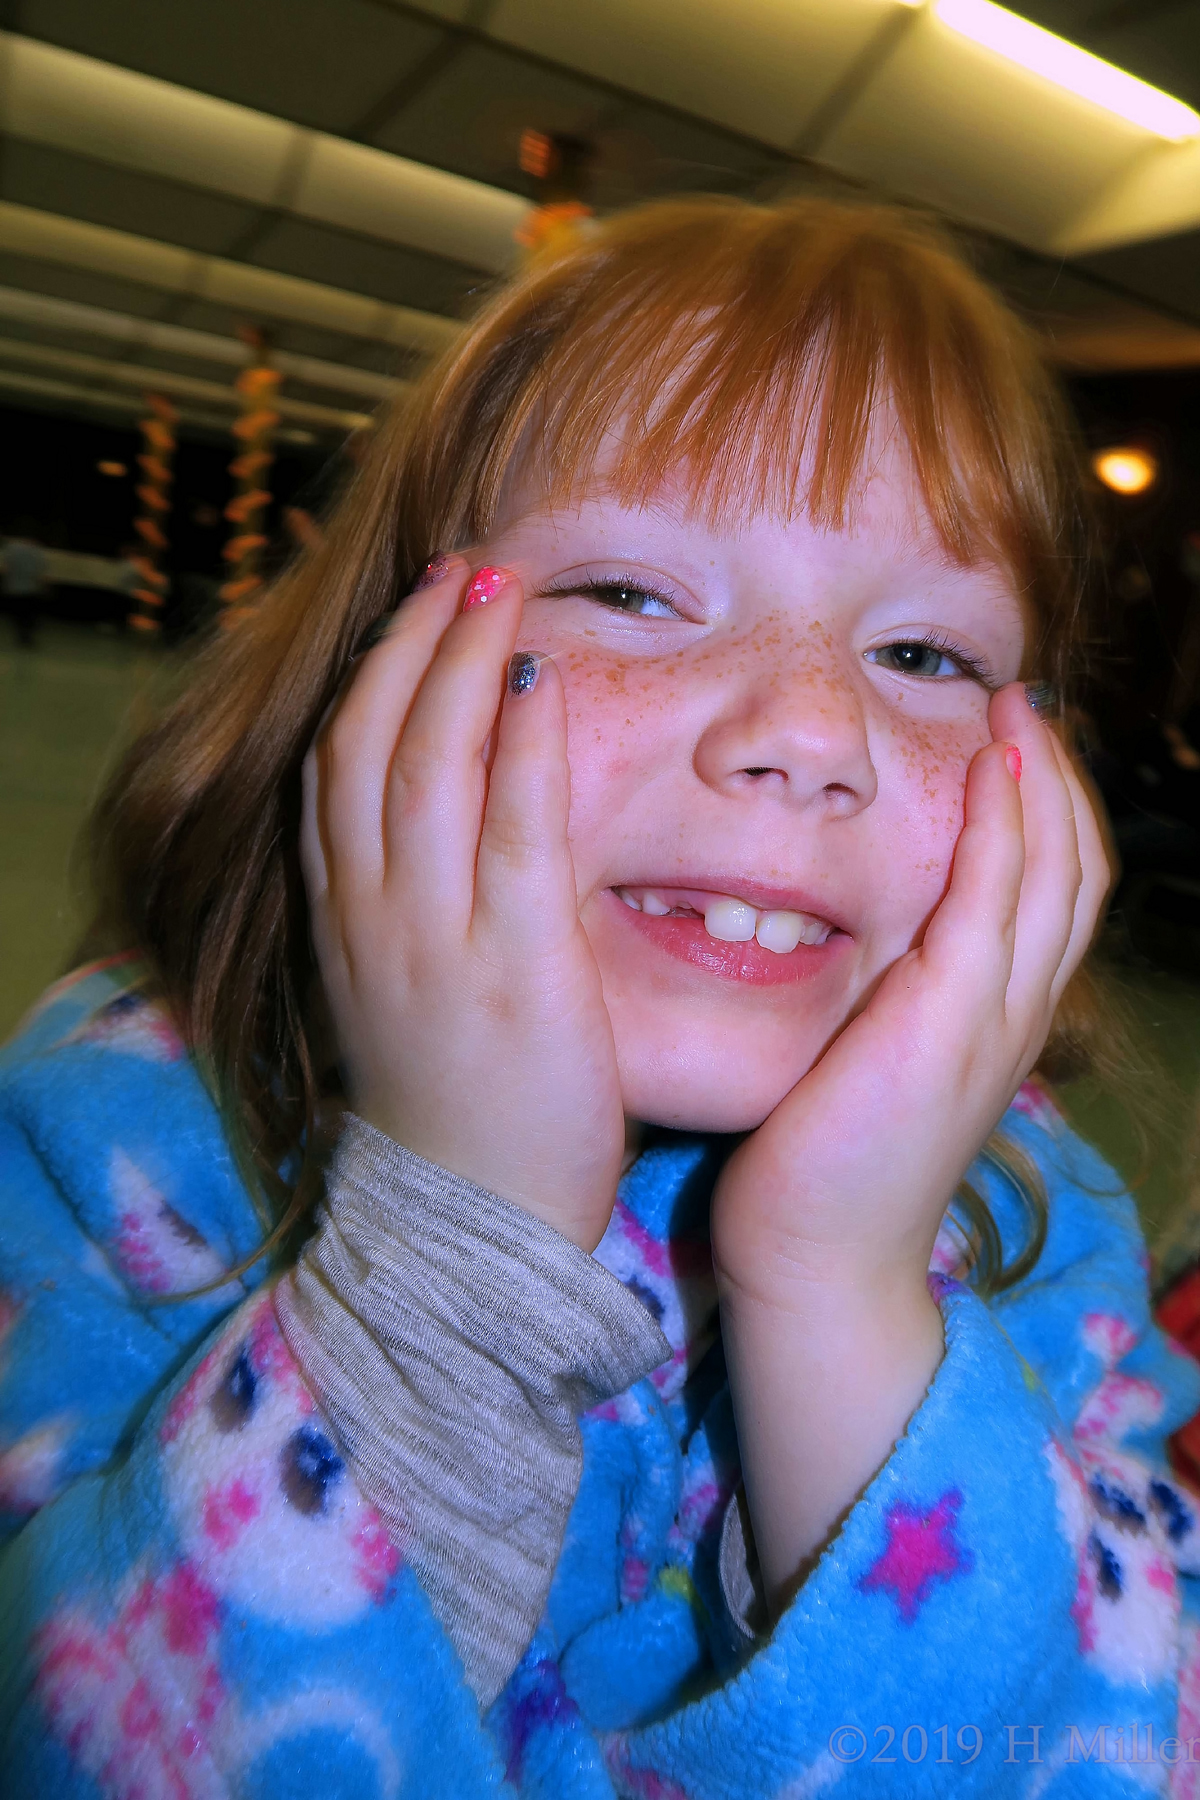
left=0, top=621, right=169, bottom=1037
left=3, top=621, right=1199, bottom=1265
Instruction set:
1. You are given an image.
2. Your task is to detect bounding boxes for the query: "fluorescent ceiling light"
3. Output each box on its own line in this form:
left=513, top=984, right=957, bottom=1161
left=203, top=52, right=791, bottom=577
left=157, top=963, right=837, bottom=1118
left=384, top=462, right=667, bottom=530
left=934, top=0, right=1200, bottom=141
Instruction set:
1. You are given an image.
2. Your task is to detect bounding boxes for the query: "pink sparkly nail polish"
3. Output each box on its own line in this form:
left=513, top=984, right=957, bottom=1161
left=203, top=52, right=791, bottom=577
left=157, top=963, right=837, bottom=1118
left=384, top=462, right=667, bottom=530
left=463, top=565, right=508, bottom=611
left=1005, top=745, right=1022, bottom=782
left=412, top=554, right=450, bottom=592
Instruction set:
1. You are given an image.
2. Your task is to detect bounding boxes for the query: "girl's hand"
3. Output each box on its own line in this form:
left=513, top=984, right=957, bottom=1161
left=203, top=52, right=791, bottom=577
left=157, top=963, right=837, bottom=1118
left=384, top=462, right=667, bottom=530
left=712, top=682, right=1110, bottom=1304
left=300, top=560, right=625, bottom=1253
left=710, top=683, right=1111, bottom=1599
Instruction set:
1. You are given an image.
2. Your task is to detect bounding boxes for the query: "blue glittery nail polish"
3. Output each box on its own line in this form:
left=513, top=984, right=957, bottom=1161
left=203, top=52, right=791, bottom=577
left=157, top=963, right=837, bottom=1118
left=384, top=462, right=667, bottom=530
left=508, top=652, right=542, bottom=696
left=1024, top=681, right=1057, bottom=716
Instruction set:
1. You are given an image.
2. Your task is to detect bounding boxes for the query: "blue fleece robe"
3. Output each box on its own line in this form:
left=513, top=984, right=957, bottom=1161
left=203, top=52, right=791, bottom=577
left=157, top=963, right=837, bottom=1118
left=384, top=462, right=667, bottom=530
left=4, top=960, right=1200, bottom=1798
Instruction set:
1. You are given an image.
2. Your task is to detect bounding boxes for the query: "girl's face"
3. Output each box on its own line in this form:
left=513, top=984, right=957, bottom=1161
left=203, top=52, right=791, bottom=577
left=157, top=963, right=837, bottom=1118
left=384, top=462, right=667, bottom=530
left=479, top=443, right=1027, bottom=1133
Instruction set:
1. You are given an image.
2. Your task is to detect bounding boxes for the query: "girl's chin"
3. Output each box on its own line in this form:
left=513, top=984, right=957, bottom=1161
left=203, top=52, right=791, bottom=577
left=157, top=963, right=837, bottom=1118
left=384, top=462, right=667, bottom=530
left=615, top=1033, right=820, bottom=1135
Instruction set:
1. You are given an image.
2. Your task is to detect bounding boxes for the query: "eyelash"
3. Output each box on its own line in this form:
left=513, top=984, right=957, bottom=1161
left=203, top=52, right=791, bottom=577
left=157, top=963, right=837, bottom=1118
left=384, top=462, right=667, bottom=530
left=538, top=571, right=683, bottom=619
left=538, top=577, right=995, bottom=685
left=867, top=632, right=995, bottom=686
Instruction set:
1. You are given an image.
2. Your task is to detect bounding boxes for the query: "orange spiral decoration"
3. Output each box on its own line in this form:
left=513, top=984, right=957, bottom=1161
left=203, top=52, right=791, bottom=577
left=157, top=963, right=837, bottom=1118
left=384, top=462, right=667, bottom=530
left=127, top=394, right=178, bottom=634
left=220, top=343, right=282, bottom=629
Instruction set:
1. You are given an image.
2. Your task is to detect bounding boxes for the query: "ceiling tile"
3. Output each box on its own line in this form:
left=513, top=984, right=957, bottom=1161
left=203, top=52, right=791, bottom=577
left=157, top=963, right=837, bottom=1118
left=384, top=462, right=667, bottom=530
left=1, top=140, right=259, bottom=257
left=245, top=216, right=487, bottom=316
left=820, top=6, right=1151, bottom=250
left=980, top=5, right=1200, bottom=110
left=1089, top=7, right=1200, bottom=113
left=400, top=0, right=477, bottom=20
left=1004, top=2, right=1106, bottom=32
left=21, top=0, right=447, bottom=134
left=1079, top=228, right=1200, bottom=325
left=588, top=105, right=782, bottom=208
left=266, top=319, right=409, bottom=371
left=372, top=40, right=612, bottom=194
left=166, top=294, right=268, bottom=338
left=0, top=252, right=168, bottom=319
left=488, top=0, right=894, bottom=150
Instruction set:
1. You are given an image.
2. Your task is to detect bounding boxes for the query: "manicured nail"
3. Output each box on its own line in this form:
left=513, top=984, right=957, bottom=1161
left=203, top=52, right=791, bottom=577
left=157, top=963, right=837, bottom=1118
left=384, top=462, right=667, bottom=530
left=1024, top=682, right=1056, bottom=716
left=1005, top=744, right=1022, bottom=782
left=508, top=651, right=542, bottom=696
left=463, top=565, right=508, bottom=611
left=412, top=554, right=451, bottom=592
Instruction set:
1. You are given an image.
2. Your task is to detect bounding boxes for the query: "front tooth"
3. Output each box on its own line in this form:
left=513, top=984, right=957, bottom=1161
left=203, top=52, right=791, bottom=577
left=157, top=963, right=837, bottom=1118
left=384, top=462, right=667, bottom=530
left=704, top=898, right=758, bottom=942
left=755, top=910, right=805, bottom=953
left=756, top=910, right=832, bottom=952
left=641, top=892, right=672, bottom=916
left=617, top=888, right=643, bottom=911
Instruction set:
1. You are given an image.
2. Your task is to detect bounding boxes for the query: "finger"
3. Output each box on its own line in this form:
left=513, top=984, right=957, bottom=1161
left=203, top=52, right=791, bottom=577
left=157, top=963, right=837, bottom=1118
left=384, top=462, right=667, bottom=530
left=319, top=555, right=467, bottom=889
left=299, top=742, right=328, bottom=910
left=300, top=656, right=372, bottom=913
left=383, top=569, right=525, bottom=911
left=473, top=652, right=578, bottom=954
left=920, top=736, right=1025, bottom=999
left=1044, top=730, right=1112, bottom=1001
left=989, top=685, right=1083, bottom=1019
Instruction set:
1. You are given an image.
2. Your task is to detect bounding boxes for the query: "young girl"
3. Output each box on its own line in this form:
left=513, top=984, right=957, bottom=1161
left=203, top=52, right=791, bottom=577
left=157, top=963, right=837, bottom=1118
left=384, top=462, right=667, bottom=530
left=3, top=197, right=1200, bottom=1797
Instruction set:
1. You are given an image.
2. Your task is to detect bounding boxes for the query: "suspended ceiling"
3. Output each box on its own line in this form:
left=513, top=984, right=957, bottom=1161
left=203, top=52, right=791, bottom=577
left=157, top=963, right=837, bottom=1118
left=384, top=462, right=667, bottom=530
left=0, top=0, right=1198, bottom=445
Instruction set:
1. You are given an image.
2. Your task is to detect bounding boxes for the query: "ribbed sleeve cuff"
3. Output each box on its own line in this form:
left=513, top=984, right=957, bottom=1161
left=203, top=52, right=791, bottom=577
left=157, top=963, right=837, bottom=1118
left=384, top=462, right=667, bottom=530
left=274, top=1116, right=670, bottom=1705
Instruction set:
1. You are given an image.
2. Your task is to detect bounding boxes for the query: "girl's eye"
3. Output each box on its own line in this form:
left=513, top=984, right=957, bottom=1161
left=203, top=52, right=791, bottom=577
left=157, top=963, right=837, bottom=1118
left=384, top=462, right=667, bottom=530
left=576, top=581, right=681, bottom=619
left=868, top=641, right=974, bottom=680
left=538, top=574, right=685, bottom=618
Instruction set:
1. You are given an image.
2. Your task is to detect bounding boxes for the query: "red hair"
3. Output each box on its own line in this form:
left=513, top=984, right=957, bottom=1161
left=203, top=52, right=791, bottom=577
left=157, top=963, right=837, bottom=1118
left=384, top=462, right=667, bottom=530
left=85, top=196, right=1098, bottom=1285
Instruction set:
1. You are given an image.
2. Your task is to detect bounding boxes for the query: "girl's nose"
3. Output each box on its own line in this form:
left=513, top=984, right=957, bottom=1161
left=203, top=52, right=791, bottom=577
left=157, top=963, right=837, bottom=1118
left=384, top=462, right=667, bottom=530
left=691, top=664, right=878, bottom=815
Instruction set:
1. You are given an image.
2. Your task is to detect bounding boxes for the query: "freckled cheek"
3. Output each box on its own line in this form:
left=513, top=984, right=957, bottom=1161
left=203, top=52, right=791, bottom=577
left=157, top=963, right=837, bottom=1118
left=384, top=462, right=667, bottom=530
left=885, top=724, right=982, bottom=900
left=553, top=655, right=672, bottom=764
left=549, top=658, right=680, bottom=871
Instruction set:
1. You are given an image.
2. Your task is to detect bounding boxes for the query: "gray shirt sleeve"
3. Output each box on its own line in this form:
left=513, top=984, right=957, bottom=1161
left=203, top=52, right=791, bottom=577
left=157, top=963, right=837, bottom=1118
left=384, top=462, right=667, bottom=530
left=273, top=1116, right=671, bottom=1706
left=718, top=1486, right=768, bottom=1644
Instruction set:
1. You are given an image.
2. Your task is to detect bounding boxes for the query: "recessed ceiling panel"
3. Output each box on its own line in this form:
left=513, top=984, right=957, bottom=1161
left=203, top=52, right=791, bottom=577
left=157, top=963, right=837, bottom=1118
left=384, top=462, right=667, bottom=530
left=487, top=0, right=896, bottom=149
left=254, top=318, right=404, bottom=373
left=0, top=253, right=168, bottom=320
left=2, top=140, right=259, bottom=258
left=1079, top=226, right=1200, bottom=326
left=1090, top=9, right=1200, bottom=113
left=373, top=40, right=613, bottom=194
left=167, top=293, right=277, bottom=341
left=588, top=106, right=782, bottom=208
left=1012, top=2, right=1200, bottom=110
left=246, top=217, right=486, bottom=318
left=21, top=0, right=447, bottom=134
left=403, top=0, right=478, bottom=21
left=296, top=136, right=524, bottom=273
left=820, top=7, right=1152, bottom=249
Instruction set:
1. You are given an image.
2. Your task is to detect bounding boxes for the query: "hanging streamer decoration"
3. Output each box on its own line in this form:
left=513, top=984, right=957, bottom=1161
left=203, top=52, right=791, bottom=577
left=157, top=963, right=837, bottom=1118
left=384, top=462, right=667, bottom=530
left=128, top=392, right=178, bottom=634
left=220, top=339, right=281, bottom=628
left=515, top=130, right=595, bottom=267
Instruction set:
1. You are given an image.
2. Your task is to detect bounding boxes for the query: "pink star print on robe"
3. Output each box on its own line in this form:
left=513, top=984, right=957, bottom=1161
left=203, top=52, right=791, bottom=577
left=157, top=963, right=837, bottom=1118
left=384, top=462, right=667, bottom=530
left=857, top=1489, right=973, bottom=1623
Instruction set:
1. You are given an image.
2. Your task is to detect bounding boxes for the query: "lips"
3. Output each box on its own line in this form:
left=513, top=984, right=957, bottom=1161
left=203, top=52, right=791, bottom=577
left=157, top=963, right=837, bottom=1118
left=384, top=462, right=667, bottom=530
left=604, top=884, right=848, bottom=987
left=615, top=886, right=833, bottom=952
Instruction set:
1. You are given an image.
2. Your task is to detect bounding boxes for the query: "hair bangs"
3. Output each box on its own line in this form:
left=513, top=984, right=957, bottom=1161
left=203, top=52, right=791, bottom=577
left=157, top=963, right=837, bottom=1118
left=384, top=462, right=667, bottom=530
left=433, top=201, right=1072, bottom=626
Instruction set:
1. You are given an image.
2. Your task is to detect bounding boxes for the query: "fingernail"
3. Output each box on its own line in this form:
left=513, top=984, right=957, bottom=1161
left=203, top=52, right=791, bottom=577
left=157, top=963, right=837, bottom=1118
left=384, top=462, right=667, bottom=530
left=508, top=651, right=542, bottom=696
left=412, top=554, right=451, bottom=592
left=1006, top=744, right=1022, bottom=782
left=1024, top=682, right=1056, bottom=716
left=463, top=565, right=508, bottom=611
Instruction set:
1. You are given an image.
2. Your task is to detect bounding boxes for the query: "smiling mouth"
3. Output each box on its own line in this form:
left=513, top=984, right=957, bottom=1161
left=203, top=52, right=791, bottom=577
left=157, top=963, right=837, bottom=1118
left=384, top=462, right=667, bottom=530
left=612, top=886, right=838, bottom=954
